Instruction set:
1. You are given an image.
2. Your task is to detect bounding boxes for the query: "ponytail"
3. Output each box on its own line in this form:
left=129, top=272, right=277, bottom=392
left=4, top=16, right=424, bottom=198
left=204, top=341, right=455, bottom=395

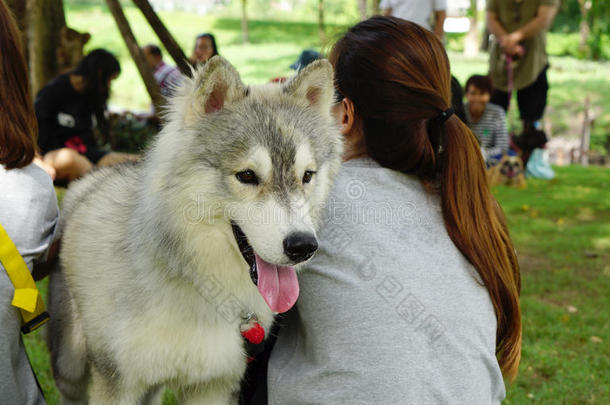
left=440, top=116, right=522, bottom=379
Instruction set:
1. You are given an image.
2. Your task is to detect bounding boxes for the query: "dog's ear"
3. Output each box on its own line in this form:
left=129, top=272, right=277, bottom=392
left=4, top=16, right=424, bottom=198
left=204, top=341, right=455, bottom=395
left=186, top=56, right=247, bottom=125
left=283, top=59, right=334, bottom=115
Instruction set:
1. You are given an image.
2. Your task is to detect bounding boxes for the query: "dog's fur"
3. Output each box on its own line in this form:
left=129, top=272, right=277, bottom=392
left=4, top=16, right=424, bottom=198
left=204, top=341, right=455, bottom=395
left=488, top=154, right=527, bottom=188
left=47, top=56, right=343, bottom=404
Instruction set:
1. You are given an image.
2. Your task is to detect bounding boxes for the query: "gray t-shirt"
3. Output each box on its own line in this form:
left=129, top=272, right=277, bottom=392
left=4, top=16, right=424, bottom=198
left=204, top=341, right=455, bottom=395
left=379, top=0, right=447, bottom=31
left=268, top=158, right=505, bottom=404
left=0, top=163, right=59, bottom=405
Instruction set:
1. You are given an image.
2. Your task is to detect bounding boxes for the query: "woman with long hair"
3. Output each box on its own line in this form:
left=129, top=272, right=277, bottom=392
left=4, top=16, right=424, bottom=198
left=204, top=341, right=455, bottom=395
left=35, top=48, right=136, bottom=181
left=189, top=33, right=219, bottom=66
left=0, top=1, right=59, bottom=403
left=266, top=17, right=521, bottom=404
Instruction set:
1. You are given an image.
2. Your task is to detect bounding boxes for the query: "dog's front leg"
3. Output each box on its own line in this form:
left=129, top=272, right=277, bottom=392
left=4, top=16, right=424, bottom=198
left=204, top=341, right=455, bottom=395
left=177, top=378, right=239, bottom=405
left=88, top=367, right=144, bottom=405
left=139, top=384, right=164, bottom=405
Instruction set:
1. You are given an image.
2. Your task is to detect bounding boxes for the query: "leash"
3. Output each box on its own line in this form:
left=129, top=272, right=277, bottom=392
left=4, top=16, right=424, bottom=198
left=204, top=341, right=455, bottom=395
left=506, top=53, right=513, bottom=111
left=0, top=223, right=49, bottom=334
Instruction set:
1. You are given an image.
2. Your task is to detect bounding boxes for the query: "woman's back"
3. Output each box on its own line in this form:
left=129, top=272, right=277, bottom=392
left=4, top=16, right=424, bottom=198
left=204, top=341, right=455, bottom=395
left=0, top=163, right=58, bottom=405
left=268, top=158, right=505, bottom=404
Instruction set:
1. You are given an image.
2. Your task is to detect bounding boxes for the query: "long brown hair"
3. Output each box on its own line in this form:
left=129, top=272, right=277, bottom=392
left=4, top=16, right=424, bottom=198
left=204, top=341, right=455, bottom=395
left=0, top=0, right=38, bottom=169
left=330, top=17, right=521, bottom=379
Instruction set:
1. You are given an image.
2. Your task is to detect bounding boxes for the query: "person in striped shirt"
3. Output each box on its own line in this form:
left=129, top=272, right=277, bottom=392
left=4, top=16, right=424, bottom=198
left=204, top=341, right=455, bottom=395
left=464, top=75, right=510, bottom=165
left=142, top=44, right=183, bottom=99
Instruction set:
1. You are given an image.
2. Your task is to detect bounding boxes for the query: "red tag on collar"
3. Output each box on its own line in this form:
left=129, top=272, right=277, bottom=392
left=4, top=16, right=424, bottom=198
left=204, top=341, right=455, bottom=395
left=241, top=322, right=265, bottom=344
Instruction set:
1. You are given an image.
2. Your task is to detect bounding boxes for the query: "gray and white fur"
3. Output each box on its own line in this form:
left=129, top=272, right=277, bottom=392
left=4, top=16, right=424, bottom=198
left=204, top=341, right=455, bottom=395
left=47, top=56, right=343, bottom=404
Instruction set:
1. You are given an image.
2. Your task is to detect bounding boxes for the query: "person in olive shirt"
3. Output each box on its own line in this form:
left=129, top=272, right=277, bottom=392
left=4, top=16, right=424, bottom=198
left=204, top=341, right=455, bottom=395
left=486, top=0, right=558, bottom=137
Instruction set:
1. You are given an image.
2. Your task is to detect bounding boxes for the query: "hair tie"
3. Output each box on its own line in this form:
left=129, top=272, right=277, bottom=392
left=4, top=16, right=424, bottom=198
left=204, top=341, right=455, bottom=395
left=437, top=107, right=454, bottom=124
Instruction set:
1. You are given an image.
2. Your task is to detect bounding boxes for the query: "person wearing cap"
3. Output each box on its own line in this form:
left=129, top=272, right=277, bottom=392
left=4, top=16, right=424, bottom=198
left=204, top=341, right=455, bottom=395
left=270, top=49, right=321, bottom=83
left=290, top=49, right=321, bottom=70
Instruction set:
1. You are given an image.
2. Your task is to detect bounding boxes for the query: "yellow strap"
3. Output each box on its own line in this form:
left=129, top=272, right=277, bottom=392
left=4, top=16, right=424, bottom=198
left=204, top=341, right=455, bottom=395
left=0, top=223, right=47, bottom=327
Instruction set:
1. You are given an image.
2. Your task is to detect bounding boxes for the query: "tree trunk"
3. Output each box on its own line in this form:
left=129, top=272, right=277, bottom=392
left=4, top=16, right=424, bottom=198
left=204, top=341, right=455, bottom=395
left=5, top=0, right=28, bottom=55
left=105, top=0, right=162, bottom=112
left=357, top=0, right=367, bottom=20
left=579, top=96, right=593, bottom=166
left=578, top=0, right=591, bottom=53
left=241, top=0, right=249, bottom=43
left=318, top=0, right=325, bottom=43
left=481, top=26, right=490, bottom=51
left=131, top=0, right=191, bottom=76
left=371, top=0, right=379, bottom=15
left=28, top=0, right=66, bottom=96
left=464, top=0, right=479, bottom=57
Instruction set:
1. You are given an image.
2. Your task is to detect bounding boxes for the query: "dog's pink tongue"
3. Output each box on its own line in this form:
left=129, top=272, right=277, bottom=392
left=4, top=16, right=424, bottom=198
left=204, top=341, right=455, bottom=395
left=255, top=255, right=299, bottom=313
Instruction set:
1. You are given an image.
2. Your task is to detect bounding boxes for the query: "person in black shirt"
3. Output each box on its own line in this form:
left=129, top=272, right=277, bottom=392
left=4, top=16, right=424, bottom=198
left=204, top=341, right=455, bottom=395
left=36, top=49, right=136, bottom=181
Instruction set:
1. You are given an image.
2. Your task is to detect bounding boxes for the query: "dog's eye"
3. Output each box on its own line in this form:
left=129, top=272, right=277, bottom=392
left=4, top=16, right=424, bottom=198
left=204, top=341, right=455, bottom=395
left=302, top=170, right=316, bottom=184
left=236, top=170, right=259, bottom=185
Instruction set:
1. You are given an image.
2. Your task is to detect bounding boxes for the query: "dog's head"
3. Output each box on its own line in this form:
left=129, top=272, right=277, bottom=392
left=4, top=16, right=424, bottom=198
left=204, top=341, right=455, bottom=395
left=158, top=56, right=343, bottom=312
left=498, top=155, right=524, bottom=180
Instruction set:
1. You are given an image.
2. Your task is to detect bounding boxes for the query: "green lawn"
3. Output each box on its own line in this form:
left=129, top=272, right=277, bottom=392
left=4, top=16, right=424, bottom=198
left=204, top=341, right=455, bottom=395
left=494, top=166, right=610, bottom=404
left=25, top=166, right=610, bottom=404
left=62, top=6, right=610, bottom=154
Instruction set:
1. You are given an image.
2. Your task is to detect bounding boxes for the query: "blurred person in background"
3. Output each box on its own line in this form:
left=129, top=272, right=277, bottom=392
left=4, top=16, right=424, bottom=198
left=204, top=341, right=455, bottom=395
left=35, top=49, right=137, bottom=182
left=464, top=74, right=509, bottom=165
left=189, top=33, right=219, bottom=66
left=486, top=0, right=559, bottom=161
left=380, top=0, right=447, bottom=40
left=270, top=49, right=321, bottom=83
left=142, top=44, right=183, bottom=99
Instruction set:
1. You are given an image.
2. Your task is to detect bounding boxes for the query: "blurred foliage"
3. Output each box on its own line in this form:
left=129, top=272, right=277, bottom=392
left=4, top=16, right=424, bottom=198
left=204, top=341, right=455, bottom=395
left=551, top=0, right=610, bottom=60
left=62, top=4, right=609, bottom=155
left=552, top=0, right=582, bottom=33
left=107, top=112, right=159, bottom=153
left=448, top=31, right=609, bottom=61
left=62, top=0, right=608, bottom=59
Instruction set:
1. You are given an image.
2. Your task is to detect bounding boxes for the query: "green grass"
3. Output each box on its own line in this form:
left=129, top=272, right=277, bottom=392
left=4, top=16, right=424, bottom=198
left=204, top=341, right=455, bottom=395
left=494, top=166, right=610, bottom=404
left=25, top=166, right=610, bottom=404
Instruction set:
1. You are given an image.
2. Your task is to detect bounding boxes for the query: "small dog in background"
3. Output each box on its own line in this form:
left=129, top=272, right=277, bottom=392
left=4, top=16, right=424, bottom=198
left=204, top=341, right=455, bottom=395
left=488, top=155, right=527, bottom=188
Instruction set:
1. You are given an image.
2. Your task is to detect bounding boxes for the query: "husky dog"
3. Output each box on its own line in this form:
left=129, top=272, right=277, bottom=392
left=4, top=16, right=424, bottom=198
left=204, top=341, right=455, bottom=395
left=47, top=56, right=343, bottom=404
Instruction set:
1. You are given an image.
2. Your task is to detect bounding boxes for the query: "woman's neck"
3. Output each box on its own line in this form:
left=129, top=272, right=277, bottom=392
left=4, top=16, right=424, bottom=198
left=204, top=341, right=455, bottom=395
left=342, top=128, right=368, bottom=162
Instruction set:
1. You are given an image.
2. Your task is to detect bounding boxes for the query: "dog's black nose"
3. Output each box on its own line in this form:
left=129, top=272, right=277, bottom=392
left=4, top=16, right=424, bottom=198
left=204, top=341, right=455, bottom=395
left=283, top=232, right=318, bottom=263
